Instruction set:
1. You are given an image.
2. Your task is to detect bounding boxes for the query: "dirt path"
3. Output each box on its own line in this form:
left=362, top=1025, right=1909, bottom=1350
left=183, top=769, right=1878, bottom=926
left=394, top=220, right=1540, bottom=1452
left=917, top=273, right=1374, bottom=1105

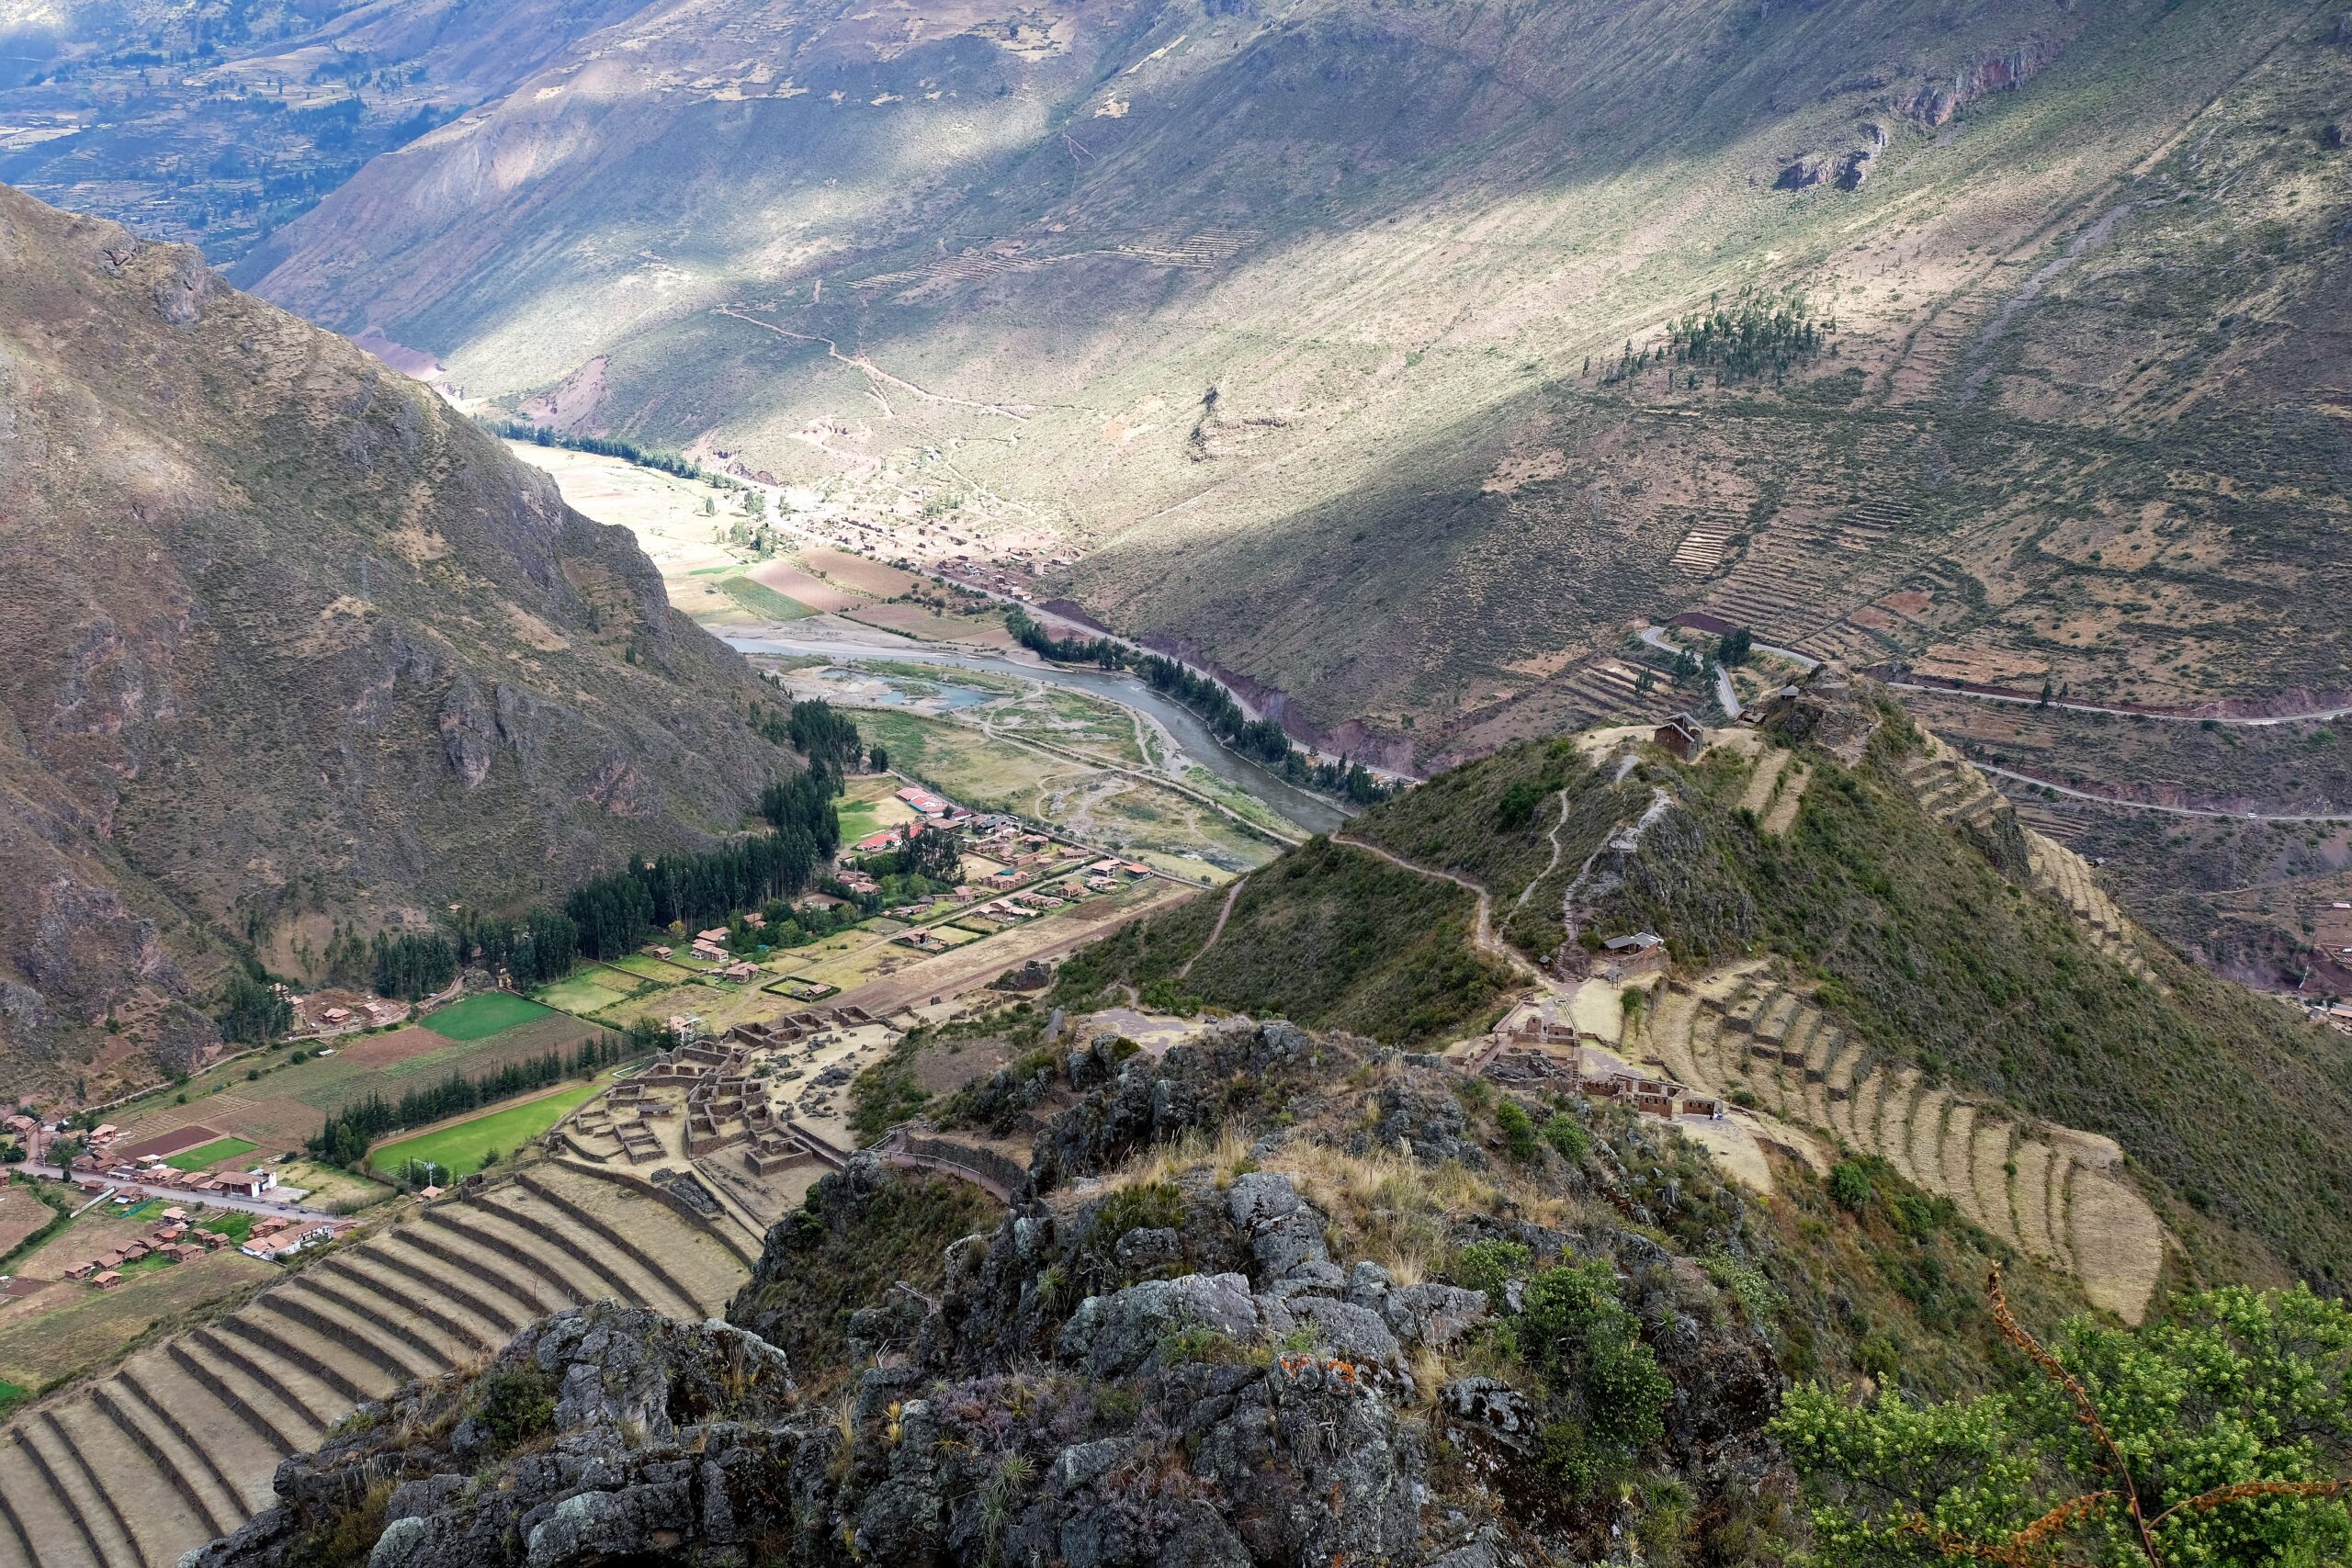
left=1976, top=761, right=2352, bottom=823
left=1330, top=831, right=1548, bottom=986
left=835, top=882, right=1195, bottom=1017
left=1176, top=874, right=1250, bottom=981
left=1511, top=790, right=1573, bottom=916
left=1888, top=679, right=2352, bottom=728
left=715, top=307, right=1031, bottom=423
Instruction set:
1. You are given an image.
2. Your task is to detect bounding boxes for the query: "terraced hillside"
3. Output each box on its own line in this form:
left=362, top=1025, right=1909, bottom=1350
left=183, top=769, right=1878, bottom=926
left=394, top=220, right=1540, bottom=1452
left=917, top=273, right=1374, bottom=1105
left=1638, top=968, right=2165, bottom=1321
left=1057, top=672, right=2352, bottom=1293
left=0, top=1162, right=754, bottom=1568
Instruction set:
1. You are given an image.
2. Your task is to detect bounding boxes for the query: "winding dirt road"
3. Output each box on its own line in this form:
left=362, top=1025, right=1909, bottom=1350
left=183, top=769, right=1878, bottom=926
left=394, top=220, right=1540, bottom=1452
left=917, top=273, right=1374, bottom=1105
left=1329, top=831, right=1547, bottom=986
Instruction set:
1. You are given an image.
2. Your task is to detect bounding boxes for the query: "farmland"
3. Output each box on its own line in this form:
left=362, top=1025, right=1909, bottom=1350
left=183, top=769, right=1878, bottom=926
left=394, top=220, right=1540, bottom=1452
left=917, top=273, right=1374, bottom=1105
left=98, top=1001, right=614, bottom=1157
left=163, top=1137, right=258, bottom=1173
left=368, top=1080, right=611, bottom=1182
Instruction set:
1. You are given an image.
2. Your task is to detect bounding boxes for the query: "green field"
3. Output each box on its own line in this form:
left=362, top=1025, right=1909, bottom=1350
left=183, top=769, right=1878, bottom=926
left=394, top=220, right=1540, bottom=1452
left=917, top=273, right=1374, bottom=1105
left=164, top=1136, right=257, bottom=1172
left=422, top=993, right=556, bottom=1042
left=719, top=574, right=815, bottom=621
left=198, top=1211, right=254, bottom=1243
left=368, top=1081, right=607, bottom=1181
left=534, top=973, right=633, bottom=1016
left=612, top=953, right=697, bottom=981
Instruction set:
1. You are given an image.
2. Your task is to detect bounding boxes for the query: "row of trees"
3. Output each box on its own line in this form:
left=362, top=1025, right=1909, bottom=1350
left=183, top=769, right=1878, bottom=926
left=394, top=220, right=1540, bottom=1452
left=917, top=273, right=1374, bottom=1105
left=1004, top=611, right=1388, bottom=805
left=474, top=418, right=739, bottom=488
left=307, top=1030, right=647, bottom=1167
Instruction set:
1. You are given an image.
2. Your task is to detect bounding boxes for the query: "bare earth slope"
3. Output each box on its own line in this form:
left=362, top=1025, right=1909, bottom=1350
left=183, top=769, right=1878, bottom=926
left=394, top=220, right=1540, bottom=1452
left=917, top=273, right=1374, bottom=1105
left=228, top=0, right=2352, bottom=771
left=0, top=183, right=791, bottom=1100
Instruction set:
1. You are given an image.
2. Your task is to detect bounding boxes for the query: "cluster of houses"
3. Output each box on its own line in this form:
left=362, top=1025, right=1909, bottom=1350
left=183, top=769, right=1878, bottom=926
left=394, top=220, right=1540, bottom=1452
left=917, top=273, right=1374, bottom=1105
left=288, top=989, right=407, bottom=1037
left=61, top=1208, right=225, bottom=1290
left=237, top=1216, right=348, bottom=1261
left=75, top=1152, right=278, bottom=1200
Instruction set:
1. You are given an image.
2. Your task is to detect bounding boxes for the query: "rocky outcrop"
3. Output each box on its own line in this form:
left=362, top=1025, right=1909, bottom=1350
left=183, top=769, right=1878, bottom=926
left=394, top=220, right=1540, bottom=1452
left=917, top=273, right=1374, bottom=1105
left=198, top=1024, right=1786, bottom=1568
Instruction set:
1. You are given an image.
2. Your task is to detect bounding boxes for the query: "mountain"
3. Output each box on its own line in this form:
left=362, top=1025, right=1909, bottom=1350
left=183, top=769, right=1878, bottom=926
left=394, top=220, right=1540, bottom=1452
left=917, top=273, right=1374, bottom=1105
left=0, top=181, right=794, bottom=1102
left=220, top=0, right=2352, bottom=771
left=1053, top=671, right=2352, bottom=1299
left=0, top=0, right=646, bottom=266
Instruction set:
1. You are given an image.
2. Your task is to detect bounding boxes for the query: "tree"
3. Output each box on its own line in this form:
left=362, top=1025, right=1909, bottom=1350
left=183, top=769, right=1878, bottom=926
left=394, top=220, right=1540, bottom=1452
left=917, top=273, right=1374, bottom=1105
left=214, top=967, right=290, bottom=1044
left=1774, top=1267, right=2352, bottom=1567
left=2041, top=679, right=2056, bottom=707
left=869, top=743, right=889, bottom=773
left=1719, top=626, right=1754, bottom=667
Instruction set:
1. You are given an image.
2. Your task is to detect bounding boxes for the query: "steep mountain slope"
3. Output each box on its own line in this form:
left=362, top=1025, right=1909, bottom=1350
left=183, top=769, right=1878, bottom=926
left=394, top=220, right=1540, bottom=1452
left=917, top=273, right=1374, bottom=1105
left=0, top=182, right=793, bottom=1100
left=228, top=0, right=2352, bottom=770
left=1053, top=675, right=2352, bottom=1296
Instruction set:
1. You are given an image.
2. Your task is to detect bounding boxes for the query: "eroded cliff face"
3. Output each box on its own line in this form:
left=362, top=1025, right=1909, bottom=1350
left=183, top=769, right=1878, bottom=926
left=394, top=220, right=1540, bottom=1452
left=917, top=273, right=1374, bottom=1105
left=192, top=1022, right=1810, bottom=1568
left=0, top=181, right=792, bottom=1098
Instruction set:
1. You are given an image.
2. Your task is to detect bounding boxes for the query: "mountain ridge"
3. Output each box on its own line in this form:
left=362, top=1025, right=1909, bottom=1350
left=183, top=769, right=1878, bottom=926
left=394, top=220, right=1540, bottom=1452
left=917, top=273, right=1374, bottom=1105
left=0, top=181, right=797, bottom=1102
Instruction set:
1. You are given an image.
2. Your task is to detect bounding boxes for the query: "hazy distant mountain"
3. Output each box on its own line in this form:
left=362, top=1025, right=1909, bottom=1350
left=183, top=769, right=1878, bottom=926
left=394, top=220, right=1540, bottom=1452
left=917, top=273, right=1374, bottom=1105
left=0, top=183, right=792, bottom=1100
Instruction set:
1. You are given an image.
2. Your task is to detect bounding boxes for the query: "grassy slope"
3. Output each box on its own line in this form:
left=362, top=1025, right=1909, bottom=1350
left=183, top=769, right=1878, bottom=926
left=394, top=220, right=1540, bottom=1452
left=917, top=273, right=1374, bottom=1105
left=1058, top=694, right=2352, bottom=1290
left=1049, top=836, right=1517, bottom=1045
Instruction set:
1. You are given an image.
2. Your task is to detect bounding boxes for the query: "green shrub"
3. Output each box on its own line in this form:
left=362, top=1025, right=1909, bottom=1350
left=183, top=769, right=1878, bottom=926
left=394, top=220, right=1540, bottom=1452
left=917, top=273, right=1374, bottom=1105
left=1828, top=1160, right=1874, bottom=1212
left=1520, top=1260, right=1672, bottom=1499
left=473, top=1367, right=556, bottom=1451
left=1540, top=1114, right=1589, bottom=1163
left=1496, top=1100, right=1539, bottom=1160
left=1452, top=1239, right=1534, bottom=1301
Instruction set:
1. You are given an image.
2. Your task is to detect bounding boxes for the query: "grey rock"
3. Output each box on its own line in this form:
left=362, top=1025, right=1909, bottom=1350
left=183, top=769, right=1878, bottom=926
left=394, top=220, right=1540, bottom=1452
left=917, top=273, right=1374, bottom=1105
left=1225, top=1170, right=1331, bottom=1280
left=1387, top=1282, right=1490, bottom=1348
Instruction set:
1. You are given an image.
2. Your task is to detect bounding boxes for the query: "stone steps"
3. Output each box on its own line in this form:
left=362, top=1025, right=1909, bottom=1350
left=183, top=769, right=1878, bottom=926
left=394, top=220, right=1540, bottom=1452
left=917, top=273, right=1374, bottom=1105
left=1645, top=987, right=1704, bottom=1087
left=113, top=1352, right=271, bottom=1517
left=0, top=1167, right=758, bottom=1567
left=1940, top=1103, right=1984, bottom=1227
left=1968, top=1116, right=2016, bottom=1247
left=386, top=1215, right=571, bottom=1324
left=320, top=1249, right=503, bottom=1360
left=220, top=1297, right=393, bottom=1407
left=266, top=1279, right=447, bottom=1387
left=518, top=1170, right=726, bottom=1317
left=2010, top=1139, right=2063, bottom=1266
left=1908, top=1087, right=1951, bottom=1196
left=187, top=1324, right=343, bottom=1440
left=469, top=1190, right=659, bottom=1307
left=424, top=1201, right=620, bottom=1309
left=367, top=1225, right=537, bottom=1338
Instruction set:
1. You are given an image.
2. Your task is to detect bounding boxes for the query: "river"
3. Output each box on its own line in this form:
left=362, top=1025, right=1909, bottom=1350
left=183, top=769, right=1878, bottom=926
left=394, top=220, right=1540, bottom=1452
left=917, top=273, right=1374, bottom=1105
left=723, top=632, right=1351, bottom=834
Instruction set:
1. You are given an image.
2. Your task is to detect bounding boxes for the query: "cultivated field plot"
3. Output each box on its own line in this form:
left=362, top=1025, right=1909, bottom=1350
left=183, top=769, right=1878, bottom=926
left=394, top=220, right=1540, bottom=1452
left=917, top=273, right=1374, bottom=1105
left=718, top=573, right=816, bottom=622
left=107, top=1006, right=606, bottom=1151
left=749, top=558, right=864, bottom=613
left=368, top=1080, right=608, bottom=1180
left=797, top=546, right=920, bottom=599
left=611, top=953, right=702, bottom=982
left=164, top=1136, right=257, bottom=1171
left=423, top=993, right=557, bottom=1041
left=534, top=967, right=646, bottom=1016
